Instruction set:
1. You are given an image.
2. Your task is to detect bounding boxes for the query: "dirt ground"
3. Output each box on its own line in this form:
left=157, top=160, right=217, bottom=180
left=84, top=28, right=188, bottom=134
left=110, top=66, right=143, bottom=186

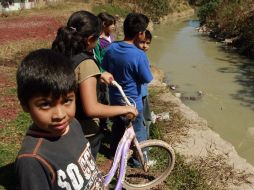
left=0, top=14, right=64, bottom=127
left=0, top=16, right=63, bottom=43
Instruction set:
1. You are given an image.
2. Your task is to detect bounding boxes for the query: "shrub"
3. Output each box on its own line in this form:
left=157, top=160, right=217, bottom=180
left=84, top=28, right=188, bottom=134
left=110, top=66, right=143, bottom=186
left=138, top=0, right=169, bottom=22
left=197, top=0, right=222, bottom=25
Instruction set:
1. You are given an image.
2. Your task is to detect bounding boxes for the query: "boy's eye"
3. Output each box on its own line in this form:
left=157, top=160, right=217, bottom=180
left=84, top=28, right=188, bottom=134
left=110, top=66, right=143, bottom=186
left=63, top=98, right=74, bottom=105
left=39, top=102, right=51, bottom=109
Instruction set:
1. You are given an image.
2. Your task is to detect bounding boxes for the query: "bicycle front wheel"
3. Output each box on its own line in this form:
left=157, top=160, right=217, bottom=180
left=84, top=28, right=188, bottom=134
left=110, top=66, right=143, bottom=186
left=123, top=139, right=175, bottom=190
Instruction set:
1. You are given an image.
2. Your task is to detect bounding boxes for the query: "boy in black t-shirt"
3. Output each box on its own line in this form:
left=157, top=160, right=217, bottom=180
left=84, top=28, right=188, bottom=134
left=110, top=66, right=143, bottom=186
left=15, top=49, right=104, bottom=190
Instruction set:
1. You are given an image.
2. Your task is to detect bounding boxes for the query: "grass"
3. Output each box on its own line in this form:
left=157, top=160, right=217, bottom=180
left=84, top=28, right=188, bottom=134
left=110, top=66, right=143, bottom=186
left=92, top=4, right=130, bottom=17
left=0, top=112, right=30, bottom=167
left=166, top=153, right=214, bottom=190
left=0, top=112, right=31, bottom=190
left=0, top=40, right=51, bottom=67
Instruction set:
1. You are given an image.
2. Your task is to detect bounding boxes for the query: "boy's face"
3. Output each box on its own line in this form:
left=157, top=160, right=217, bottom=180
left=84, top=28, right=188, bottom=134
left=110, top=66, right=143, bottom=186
left=138, top=39, right=151, bottom=52
left=25, top=92, right=76, bottom=136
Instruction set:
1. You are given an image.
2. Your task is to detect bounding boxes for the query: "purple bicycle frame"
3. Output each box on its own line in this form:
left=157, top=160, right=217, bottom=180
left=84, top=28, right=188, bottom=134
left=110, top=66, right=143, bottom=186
left=103, top=124, right=145, bottom=190
left=103, top=81, right=146, bottom=189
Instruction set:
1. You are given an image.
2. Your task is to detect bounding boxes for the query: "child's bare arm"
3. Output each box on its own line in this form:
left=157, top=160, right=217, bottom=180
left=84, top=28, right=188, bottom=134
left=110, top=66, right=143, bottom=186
left=79, top=76, right=138, bottom=118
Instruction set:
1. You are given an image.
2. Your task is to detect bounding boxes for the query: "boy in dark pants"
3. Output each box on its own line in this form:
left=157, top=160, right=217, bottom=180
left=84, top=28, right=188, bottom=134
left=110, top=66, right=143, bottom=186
left=15, top=49, right=104, bottom=190
left=102, top=13, right=153, bottom=161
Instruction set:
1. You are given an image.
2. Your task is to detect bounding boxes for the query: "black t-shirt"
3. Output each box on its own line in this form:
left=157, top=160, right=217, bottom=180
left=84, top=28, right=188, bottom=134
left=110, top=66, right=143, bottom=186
left=15, top=119, right=103, bottom=190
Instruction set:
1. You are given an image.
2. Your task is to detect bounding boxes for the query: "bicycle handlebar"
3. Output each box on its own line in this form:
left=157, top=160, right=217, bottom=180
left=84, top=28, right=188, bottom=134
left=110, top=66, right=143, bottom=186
left=111, top=80, right=132, bottom=106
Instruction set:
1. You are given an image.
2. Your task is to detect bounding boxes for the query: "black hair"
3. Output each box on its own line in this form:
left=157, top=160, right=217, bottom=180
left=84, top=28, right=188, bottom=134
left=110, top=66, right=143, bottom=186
left=123, top=13, right=149, bottom=39
left=97, top=12, right=116, bottom=27
left=145, top=30, right=152, bottom=41
left=16, top=49, right=76, bottom=107
left=52, top=10, right=102, bottom=57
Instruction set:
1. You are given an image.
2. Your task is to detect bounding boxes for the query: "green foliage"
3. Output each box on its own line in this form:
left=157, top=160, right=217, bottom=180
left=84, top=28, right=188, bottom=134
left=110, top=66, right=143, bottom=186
left=92, top=4, right=129, bottom=17
left=138, top=0, right=169, bottom=22
left=196, top=0, right=254, bottom=57
left=197, top=0, right=222, bottom=25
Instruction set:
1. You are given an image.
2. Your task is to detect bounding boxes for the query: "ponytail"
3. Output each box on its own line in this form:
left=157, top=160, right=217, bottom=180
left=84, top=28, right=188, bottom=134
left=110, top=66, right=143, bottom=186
left=52, top=26, right=86, bottom=57
left=52, top=11, right=101, bottom=58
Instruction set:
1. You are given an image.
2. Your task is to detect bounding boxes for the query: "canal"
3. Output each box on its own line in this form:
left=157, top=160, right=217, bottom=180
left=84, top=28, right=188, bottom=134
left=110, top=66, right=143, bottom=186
left=148, top=19, right=254, bottom=165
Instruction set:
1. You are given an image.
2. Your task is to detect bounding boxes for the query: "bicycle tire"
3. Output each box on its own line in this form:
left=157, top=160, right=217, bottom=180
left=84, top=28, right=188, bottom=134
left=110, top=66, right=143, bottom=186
left=123, top=139, right=175, bottom=190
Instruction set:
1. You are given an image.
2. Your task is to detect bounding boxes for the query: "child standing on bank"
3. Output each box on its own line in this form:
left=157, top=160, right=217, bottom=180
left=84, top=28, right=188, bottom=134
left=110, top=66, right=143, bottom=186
left=102, top=13, right=153, bottom=157
left=52, top=11, right=137, bottom=159
left=98, top=12, right=116, bottom=50
left=93, top=12, right=116, bottom=132
left=15, top=49, right=104, bottom=190
left=94, top=12, right=116, bottom=67
left=135, top=30, right=153, bottom=138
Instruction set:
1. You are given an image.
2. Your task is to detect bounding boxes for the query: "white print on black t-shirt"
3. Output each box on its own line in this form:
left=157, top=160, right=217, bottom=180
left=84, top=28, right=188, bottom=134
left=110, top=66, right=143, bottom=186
left=57, top=144, right=103, bottom=190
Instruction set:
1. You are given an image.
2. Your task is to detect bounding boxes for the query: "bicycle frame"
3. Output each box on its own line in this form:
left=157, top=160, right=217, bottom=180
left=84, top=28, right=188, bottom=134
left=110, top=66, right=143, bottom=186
left=103, top=81, right=147, bottom=190
left=103, top=123, right=147, bottom=190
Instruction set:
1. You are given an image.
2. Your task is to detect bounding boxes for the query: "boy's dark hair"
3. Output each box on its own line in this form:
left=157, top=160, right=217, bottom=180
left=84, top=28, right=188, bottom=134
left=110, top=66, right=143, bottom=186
left=52, top=10, right=102, bottom=57
left=98, top=12, right=116, bottom=27
left=145, top=30, right=152, bottom=41
left=123, top=13, right=149, bottom=39
left=16, top=49, right=76, bottom=107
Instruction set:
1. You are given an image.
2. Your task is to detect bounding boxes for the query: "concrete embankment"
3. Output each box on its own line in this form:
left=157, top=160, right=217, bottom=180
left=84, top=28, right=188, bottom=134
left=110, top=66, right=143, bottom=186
left=149, top=66, right=254, bottom=190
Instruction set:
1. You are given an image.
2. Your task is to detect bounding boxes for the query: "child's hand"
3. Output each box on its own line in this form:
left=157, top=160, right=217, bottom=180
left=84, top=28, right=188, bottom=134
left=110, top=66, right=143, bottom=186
left=125, top=105, right=138, bottom=118
left=100, top=71, right=114, bottom=84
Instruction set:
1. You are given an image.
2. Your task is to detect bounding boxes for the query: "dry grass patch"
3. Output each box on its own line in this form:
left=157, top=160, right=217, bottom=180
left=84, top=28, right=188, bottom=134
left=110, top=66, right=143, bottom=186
left=0, top=39, right=51, bottom=67
left=149, top=86, right=190, bottom=144
left=192, top=150, right=254, bottom=190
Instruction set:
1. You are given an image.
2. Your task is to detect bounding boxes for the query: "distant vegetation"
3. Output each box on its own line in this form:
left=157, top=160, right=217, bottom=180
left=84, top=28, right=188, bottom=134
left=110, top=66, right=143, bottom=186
left=190, top=0, right=254, bottom=58
left=94, top=0, right=191, bottom=22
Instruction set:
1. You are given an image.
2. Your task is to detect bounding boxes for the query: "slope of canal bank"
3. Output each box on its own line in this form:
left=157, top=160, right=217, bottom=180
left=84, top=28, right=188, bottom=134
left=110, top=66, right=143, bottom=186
left=150, top=66, right=254, bottom=189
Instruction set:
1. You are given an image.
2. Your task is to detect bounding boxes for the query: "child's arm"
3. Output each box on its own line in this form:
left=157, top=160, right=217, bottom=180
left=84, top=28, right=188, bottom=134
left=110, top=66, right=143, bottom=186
left=16, top=157, right=52, bottom=190
left=79, top=76, right=138, bottom=118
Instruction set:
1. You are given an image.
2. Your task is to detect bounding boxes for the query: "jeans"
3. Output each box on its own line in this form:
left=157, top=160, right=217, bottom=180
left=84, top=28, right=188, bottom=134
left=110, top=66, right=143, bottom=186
left=142, top=96, right=152, bottom=138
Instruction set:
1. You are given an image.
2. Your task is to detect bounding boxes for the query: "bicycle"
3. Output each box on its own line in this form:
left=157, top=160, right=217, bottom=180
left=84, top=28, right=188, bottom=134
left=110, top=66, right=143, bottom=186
left=103, top=81, right=175, bottom=190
